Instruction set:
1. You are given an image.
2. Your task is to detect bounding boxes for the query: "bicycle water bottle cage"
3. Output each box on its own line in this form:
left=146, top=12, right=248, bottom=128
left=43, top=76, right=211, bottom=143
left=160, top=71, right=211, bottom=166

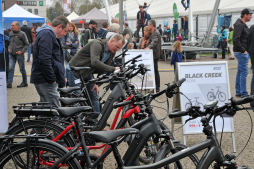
left=204, top=100, right=218, bottom=110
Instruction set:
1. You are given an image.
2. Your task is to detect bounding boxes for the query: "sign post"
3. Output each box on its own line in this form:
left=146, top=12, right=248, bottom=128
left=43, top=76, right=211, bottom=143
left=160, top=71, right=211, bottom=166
left=172, top=61, right=236, bottom=152
left=125, top=50, right=155, bottom=91
left=0, top=0, right=9, bottom=133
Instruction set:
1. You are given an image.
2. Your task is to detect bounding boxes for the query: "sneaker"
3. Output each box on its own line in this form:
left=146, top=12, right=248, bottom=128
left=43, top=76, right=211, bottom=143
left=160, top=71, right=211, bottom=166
left=27, top=60, right=30, bottom=62
left=17, top=82, right=28, bottom=88
left=228, top=58, right=235, bottom=60
left=241, top=95, right=249, bottom=98
left=235, top=94, right=241, bottom=97
left=7, top=83, right=12, bottom=88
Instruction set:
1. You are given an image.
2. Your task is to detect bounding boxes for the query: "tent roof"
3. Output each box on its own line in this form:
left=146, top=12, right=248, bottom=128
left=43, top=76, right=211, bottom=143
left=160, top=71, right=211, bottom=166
left=67, top=12, right=80, bottom=21
left=100, top=0, right=254, bottom=19
left=3, top=4, right=45, bottom=23
left=72, top=7, right=108, bottom=24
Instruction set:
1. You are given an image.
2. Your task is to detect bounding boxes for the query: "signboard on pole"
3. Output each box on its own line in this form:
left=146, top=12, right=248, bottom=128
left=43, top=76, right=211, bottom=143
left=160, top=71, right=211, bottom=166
left=0, top=0, right=8, bottom=133
left=173, top=3, right=179, bottom=29
left=176, top=61, right=236, bottom=152
left=125, top=50, right=155, bottom=90
left=63, top=0, right=71, bottom=14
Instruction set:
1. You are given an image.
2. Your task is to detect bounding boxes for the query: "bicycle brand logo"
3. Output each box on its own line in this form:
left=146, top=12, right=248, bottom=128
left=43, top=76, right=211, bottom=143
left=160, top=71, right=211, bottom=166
left=185, top=73, right=222, bottom=78
left=189, top=124, right=201, bottom=127
left=213, top=67, right=221, bottom=70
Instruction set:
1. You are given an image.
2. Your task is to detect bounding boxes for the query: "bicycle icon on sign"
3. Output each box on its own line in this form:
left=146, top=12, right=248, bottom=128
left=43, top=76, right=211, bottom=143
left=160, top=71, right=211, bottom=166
left=207, top=86, right=226, bottom=102
left=185, top=97, right=204, bottom=110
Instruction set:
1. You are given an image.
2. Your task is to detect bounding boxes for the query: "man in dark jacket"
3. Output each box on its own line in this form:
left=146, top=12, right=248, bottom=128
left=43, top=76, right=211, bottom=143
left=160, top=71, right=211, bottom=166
left=145, top=20, right=161, bottom=93
left=233, top=8, right=252, bottom=98
left=136, top=6, right=147, bottom=38
left=98, top=21, right=108, bottom=39
left=69, top=34, right=124, bottom=112
left=30, top=16, right=69, bottom=108
left=122, top=22, right=133, bottom=43
left=156, top=24, right=163, bottom=36
left=82, top=20, right=97, bottom=46
left=21, top=20, right=33, bottom=62
left=248, top=24, right=254, bottom=92
left=7, top=21, right=29, bottom=88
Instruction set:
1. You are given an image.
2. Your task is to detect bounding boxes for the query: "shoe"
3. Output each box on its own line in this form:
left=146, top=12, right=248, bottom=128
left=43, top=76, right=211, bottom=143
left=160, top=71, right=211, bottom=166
left=241, top=95, right=249, bottom=98
left=185, top=8, right=187, bottom=11
left=228, top=58, right=235, bottom=60
left=220, top=57, right=225, bottom=59
left=235, top=94, right=241, bottom=97
left=17, top=82, right=28, bottom=88
left=27, top=60, right=30, bottom=62
left=7, top=83, right=12, bottom=88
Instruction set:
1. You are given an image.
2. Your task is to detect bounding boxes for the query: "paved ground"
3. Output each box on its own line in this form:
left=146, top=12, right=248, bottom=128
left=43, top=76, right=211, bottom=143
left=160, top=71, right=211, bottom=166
left=5, top=53, right=254, bottom=168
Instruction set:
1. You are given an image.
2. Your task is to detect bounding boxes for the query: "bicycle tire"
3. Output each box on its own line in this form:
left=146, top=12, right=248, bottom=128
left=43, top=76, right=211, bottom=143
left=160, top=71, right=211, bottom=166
left=0, top=139, right=81, bottom=169
left=154, top=143, right=199, bottom=169
left=218, top=92, right=226, bottom=102
left=2, top=120, right=75, bottom=151
left=127, top=114, right=175, bottom=165
left=207, top=92, right=214, bottom=101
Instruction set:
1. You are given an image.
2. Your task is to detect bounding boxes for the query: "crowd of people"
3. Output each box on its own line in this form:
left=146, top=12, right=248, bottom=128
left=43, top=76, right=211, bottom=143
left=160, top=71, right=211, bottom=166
left=4, top=5, right=254, bottom=112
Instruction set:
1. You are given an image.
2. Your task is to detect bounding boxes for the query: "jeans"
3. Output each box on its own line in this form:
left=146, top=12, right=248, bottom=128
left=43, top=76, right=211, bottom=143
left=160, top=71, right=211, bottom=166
left=251, top=66, right=254, bottom=93
left=66, top=69, right=81, bottom=95
left=8, top=53, right=27, bottom=84
left=137, top=23, right=145, bottom=38
left=154, top=59, right=160, bottom=90
left=181, top=0, right=189, bottom=8
left=216, top=41, right=225, bottom=58
left=27, top=43, right=31, bottom=61
left=182, top=29, right=188, bottom=41
left=173, top=33, right=177, bottom=42
left=34, top=82, right=60, bottom=108
left=235, top=53, right=249, bottom=97
left=84, top=74, right=100, bottom=112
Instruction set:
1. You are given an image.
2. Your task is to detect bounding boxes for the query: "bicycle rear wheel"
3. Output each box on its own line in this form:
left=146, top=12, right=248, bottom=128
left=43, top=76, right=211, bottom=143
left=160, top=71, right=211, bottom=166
left=154, top=143, right=199, bottom=168
left=0, top=139, right=81, bottom=169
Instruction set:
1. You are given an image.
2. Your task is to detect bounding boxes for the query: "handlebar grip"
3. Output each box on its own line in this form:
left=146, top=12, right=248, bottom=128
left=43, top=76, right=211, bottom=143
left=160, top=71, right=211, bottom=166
left=234, top=96, right=254, bottom=105
left=177, top=78, right=186, bottom=87
left=168, top=110, right=188, bottom=118
left=113, top=100, right=132, bottom=109
left=96, top=79, right=110, bottom=85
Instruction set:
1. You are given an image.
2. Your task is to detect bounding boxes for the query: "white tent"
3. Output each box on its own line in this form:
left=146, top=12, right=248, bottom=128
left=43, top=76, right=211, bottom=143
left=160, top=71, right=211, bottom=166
left=66, top=12, right=80, bottom=22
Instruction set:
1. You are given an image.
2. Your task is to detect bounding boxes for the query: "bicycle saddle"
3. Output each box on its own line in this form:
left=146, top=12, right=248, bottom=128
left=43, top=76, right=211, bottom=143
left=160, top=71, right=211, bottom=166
left=89, top=128, right=139, bottom=143
left=204, top=100, right=218, bottom=110
left=58, top=86, right=80, bottom=94
left=57, top=106, right=93, bottom=117
left=59, top=98, right=87, bottom=106
left=70, top=66, right=90, bottom=71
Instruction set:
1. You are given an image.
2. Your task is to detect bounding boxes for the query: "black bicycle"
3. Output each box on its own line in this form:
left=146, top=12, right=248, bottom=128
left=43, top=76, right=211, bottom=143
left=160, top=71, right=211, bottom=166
left=122, top=96, right=254, bottom=169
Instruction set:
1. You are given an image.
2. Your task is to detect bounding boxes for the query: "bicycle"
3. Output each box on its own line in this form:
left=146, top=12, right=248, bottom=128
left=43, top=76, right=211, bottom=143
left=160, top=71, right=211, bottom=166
left=123, top=96, right=254, bottom=169
left=207, top=86, right=226, bottom=102
left=185, top=97, right=204, bottom=110
left=0, top=79, right=199, bottom=168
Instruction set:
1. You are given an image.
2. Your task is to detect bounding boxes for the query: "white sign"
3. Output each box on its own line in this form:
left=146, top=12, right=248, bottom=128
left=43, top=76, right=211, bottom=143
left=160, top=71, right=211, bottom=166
left=125, top=50, right=155, bottom=89
left=177, top=61, right=234, bottom=135
left=0, top=72, right=8, bottom=133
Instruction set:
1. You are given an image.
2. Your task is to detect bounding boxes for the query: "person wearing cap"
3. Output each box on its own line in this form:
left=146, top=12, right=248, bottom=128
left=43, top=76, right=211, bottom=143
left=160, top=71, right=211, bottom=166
left=136, top=5, right=147, bottom=38
left=233, top=8, right=253, bottom=98
left=82, top=20, right=97, bottom=46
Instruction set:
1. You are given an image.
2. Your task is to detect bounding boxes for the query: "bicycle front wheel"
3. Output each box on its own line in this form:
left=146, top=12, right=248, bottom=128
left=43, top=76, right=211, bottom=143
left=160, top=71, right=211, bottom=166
left=207, top=92, right=214, bottom=101
left=0, top=139, right=81, bottom=169
left=218, top=92, right=226, bottom=102
left=154, top=142, right=199, bottom=168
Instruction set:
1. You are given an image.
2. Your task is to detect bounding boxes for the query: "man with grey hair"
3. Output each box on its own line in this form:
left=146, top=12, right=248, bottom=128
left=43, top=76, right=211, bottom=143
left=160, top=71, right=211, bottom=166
left=21, top=20, right=33, bottom=62
left=122, top=22, right=133, bottom=43
left=145, top=19, right=161, bottom=93
left=7, top=21, right=29, bottom=88
left=30, top=16, right=69, bottom=108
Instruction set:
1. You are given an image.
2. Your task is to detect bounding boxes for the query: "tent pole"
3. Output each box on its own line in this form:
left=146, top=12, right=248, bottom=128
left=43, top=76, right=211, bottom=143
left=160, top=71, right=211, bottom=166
left=188, top=0, right=194, bottom=41
left=103, top=0, right=112, bottom=25
left=119, top=0, right=123, bottom=32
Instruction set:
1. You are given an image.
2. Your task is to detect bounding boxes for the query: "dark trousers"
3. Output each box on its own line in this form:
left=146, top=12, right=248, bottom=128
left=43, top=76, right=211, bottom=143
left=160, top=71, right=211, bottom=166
left=154, top=59, right=160, bottom=90
left=137, top=23, right=145, bottom=38
left=215, top=41, right=225, bottom=58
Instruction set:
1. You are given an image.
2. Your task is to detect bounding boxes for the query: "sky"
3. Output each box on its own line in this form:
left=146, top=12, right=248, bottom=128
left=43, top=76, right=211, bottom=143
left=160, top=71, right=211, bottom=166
left=46, top=0, right=53, bottom=7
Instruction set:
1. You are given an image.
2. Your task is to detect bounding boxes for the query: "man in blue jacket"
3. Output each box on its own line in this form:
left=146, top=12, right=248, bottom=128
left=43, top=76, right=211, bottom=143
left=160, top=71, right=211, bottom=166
left=30, top=16, right=69, bottom=108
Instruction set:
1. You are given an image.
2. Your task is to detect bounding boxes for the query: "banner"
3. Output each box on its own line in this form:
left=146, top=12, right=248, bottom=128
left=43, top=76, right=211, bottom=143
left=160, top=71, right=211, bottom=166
left=63, top=0, right=71, bottom=14
left=125, top=50, right=155, bottom=90
left=0, top=0, right=8, bottom=133
left=177, top=61, right=234, bottom=135
left=173, top=3, right=179, bottom=29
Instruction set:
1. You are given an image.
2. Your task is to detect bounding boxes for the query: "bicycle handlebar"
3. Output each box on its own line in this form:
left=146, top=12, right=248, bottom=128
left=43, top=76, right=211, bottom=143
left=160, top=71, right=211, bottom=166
left=113, top=100, right=132, bottom=109
left=168, top=110, right=188, bottom=118
left=123, top=54, right=142, bottom=67
left=234, top=96, right=254, bottom=105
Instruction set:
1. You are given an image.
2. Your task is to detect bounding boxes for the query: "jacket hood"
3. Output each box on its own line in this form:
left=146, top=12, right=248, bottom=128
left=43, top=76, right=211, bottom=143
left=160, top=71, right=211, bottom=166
left=36, top=24, right=55, bottom=36
left=234, top=18, right=244, bottom=28
left=98, top=28, right=106, bottom=36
